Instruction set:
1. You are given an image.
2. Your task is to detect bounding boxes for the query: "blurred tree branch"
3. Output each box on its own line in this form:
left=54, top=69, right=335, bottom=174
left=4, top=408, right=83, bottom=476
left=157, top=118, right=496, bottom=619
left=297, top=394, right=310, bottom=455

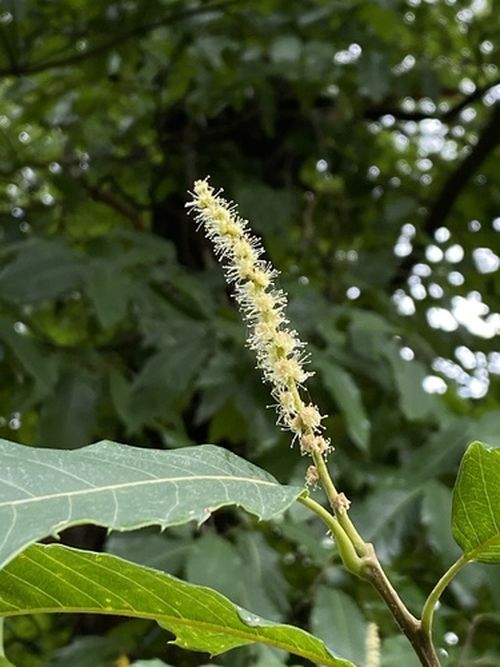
left=0, top=0, right=237, bottom=77
left=424, top=103, right=500, bottom=234
left=364, top=79, right=500, bottom=122
left=391, top=102, right=500, bottom=288
left=78, top=174, right=147, bottom=231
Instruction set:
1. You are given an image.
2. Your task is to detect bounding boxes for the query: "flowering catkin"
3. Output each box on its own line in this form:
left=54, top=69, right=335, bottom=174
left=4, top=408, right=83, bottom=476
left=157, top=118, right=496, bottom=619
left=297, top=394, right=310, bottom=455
left=364, top=623, right=381, bottom=667
left=186, top=178, right=331, bottom=461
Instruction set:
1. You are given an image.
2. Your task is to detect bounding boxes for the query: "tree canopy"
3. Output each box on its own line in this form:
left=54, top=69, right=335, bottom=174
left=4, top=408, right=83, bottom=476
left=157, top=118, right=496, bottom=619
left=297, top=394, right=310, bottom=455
left=0, top=1, right=499, bottom=665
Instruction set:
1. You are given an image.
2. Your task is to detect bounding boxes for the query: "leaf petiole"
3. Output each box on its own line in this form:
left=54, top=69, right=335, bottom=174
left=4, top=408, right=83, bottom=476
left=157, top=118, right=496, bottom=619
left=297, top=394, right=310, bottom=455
left=421, top=554, right=469, bottom=637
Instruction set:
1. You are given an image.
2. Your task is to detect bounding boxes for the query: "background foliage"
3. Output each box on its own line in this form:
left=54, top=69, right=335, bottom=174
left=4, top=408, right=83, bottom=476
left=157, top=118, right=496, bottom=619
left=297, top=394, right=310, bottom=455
left=0, top=0, right=499, bottom=665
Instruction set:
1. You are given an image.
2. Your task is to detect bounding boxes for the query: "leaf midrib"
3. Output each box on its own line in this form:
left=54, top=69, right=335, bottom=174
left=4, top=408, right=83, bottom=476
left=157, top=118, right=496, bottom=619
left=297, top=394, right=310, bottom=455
left=0, top=474, right=279, bottom=508
left=2, top=549, right=343, bottom=667
left=466, top=532, right=500, bottom=562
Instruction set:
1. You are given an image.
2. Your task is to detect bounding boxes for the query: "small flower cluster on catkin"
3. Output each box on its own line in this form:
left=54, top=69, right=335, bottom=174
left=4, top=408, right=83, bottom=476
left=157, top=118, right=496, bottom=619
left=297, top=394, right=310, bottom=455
left=186, top=178, right=332, bottom=469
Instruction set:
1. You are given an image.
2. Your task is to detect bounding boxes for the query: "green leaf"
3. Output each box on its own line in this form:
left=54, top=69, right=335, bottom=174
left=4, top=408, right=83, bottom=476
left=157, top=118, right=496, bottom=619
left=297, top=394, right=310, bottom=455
left=251, top=645, right=288, bottom=666
left=452, top=441, right=500, bottom=563
left=381, top=635, right=420, bottom=667
left=383, top=344, right=438, bottom=421
left=358, top=51, right=389, bottom=102
left=315, top=358, right=370, bottom=451
left=402, top=418, right=474, bottom=484
left=270, top=36, right=302, bottom=65
left=351, top=486, right=421, bottom=543
left=48, top=635, right=130, bottom=667
left=85, top=260, right=130, bottom=329
left=310, top=587, right=366, bottom=664
left=235, top=531, right=289, bottom=620
left=186, top=532, right=247, bottom=603
left=0, top=439, right=304, bottom=569
left=106, top=528, right=191, bottom=574
left=351, top=485, right=422, bottom=561
left=0, top=544, right=355, bottom=667
left=0, top=315, right=57, bottom=398
left=39, top=372, right=97, bottom=449
left=0, top=239, right=84, bottom=304
left=186, top=530, right=288, bottom=621
left=234, top=183, right=298, bottom=235
left=421, top=481, right=461, bottom=564
left=130, top=326, right=212, bottom=428
left=108, top=368, right=134, bottom=430
left=382, top=194, right=417, bottom=227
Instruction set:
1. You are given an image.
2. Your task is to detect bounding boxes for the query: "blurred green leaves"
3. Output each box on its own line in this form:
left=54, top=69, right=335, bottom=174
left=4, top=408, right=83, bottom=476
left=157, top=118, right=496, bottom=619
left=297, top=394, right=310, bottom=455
left=0, top=239, right=84, bottom=304
left=1, top=0, right=499, bottom=664
left=186, top=530, right=289, bottom=621
left=310, top=588, right=366, bottom=664
left=84, top=259, right=130, bottom=330
left=316, top=355, right=370, bottom=450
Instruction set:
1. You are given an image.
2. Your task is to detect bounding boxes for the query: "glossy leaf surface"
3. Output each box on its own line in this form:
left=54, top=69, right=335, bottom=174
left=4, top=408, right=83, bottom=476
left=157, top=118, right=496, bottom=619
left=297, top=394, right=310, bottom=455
left=0, top=545, right=354, bottom=667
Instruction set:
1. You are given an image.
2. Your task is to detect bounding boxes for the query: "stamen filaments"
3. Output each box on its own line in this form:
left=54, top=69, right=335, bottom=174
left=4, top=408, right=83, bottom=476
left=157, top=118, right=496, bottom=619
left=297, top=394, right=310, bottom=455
left=186, top=178, right=333, bottom=463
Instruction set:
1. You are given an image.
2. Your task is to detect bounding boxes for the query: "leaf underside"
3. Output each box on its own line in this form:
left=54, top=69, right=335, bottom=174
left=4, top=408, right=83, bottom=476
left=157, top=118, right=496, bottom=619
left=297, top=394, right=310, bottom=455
left=0, top=439, right=305, bottom=570
left=452, top=441, right=500, bottom=563
left=0, top=544, right=354, bottom=667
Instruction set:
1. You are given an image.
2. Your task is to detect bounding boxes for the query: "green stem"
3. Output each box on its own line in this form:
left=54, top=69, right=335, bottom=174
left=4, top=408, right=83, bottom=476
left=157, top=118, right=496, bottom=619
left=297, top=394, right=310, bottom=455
left=421, top=554, right=469, bottom=637
left=289, top=382, right=366, bottom=556
left=311, top=450, right=369, bottom=557
left=361, top=550, right=441, bottom=667
left=299, top=495, right=363, bottom=575
left=300, top=497, right=441, bottom=666
left=289, top=387, right=440, bottom=665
